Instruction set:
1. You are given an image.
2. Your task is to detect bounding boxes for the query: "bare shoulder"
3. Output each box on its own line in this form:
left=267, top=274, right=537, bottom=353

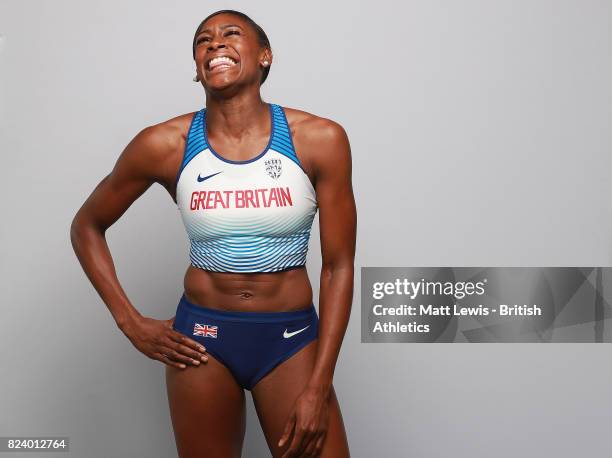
left=125, top=112, right=194, bottom=167
left=282, top=106, right=349, bottom=150
left=282, top=106, right=351, bottom=175
left=116, top=112, right=195, bottom=188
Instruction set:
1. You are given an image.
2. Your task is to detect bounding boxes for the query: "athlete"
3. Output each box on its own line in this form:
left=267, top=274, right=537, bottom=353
left=70, top=9, right=356, bottom=458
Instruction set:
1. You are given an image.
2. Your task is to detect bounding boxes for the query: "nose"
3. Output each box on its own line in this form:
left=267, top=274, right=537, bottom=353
left=207, top=35, right=226, bottom=51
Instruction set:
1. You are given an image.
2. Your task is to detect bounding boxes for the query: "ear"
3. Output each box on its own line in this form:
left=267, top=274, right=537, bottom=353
left=260, top=48, right=273, bottom=67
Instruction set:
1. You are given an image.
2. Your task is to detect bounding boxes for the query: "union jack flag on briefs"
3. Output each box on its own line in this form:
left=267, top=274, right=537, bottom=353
left=193, top=323, right=218, bottom=338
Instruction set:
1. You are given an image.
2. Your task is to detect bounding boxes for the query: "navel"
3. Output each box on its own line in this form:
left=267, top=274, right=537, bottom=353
left=238, top=291, right=254, bottom=299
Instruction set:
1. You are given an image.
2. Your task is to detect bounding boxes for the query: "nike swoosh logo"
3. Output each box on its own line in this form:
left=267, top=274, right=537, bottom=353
left=283, top=325, right=310, bottom=338
left=197, top=171, right=222, bottom=182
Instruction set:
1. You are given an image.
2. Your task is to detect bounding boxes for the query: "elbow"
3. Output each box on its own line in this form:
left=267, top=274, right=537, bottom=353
left=69, top=212, right=101, bottom=253
left=69, top=213, right=84, bottom=253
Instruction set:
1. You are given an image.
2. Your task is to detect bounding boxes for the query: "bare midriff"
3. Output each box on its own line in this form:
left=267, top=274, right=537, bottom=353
left=183, top=264, right=314, bottom=313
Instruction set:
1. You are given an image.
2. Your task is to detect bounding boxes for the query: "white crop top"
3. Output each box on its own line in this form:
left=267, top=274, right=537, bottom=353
left=174, top=103, right=318, bottom=273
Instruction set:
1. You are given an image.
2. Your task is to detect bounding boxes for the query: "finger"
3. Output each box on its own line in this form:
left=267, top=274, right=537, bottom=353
left=304, top=431, right=325, bottom=457
left=278, top=413, right=296, bottom=447
left=168, top=330, right=208, bottom=355
left=153, top=353, right=186, bottom=369
left=282, top=427, right=306, bottom=458
left=165, top=340, right=208, bottom=364
left=295, top=427, right=315, bottom=457
left=159, top=346, right=199, bottom=366
left=302, top=431, right=320, bottom=457
left=313, top=432, right=326, bottom=456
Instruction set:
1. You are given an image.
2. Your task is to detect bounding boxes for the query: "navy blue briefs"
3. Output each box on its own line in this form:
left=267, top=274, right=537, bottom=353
left=172, top=293, right=319, bottom=390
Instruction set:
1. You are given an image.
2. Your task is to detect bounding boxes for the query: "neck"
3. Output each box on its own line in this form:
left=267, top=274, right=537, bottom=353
left=204, top=89, right=269, bottom=139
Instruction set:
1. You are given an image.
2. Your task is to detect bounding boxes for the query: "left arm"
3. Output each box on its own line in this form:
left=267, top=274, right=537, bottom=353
left=308, top=119, right=356, bottom=395
left=279, top=117, right=357, bottom=457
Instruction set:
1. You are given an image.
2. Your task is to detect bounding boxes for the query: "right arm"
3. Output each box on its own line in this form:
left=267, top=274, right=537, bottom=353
left=69, top=124, right=208, bottom=369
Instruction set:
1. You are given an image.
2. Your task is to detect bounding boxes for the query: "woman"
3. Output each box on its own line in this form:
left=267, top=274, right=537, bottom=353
left=70, top=9, right=356, bottom=458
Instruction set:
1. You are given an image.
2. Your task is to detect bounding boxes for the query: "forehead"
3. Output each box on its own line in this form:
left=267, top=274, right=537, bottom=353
left=197, top=13, right=249, bottom=34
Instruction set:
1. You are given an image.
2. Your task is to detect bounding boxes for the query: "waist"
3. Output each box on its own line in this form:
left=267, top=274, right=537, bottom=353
left=183, top=264, right=313, bottom=312
left=177, top=292, right=317, bottom=323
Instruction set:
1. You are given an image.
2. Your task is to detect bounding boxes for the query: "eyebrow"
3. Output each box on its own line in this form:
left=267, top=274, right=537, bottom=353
left=196, top=24, right=244, bottom=36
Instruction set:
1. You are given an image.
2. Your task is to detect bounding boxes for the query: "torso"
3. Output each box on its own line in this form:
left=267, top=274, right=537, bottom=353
left=153, top=104, right=320, bottom=313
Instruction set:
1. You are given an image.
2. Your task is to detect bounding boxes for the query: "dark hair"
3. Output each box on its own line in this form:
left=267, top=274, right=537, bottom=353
left=192, top=9, right=272, bottom=85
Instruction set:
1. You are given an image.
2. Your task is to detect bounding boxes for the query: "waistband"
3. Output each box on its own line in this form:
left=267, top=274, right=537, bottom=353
left=178, top=293, right=316, bottom=323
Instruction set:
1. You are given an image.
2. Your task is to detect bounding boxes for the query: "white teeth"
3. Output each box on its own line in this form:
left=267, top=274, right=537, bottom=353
left=208, top=56, right=237, bottom=70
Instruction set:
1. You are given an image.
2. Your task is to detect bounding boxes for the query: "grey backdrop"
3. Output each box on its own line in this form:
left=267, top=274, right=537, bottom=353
left=2, top=0, right=612, bottom=457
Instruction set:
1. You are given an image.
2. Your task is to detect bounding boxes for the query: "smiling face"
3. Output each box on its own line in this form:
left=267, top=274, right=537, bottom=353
left=193, top=13, right=271, bottom=93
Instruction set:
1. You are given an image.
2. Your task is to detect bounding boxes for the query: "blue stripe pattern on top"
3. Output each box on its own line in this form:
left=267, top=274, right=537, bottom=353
left=189, top=214, right=315, bottom=272
left=190, top=234, right=310, bottom=273
left=269, top=104, right=302, bottom=168
left=175, top=109, right=207, bottom=186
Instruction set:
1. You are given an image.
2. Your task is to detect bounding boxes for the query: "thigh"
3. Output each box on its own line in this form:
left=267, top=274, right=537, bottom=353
left=251, top=339, right=350, bottom=457
left=165, top=353, right=246, bottom=458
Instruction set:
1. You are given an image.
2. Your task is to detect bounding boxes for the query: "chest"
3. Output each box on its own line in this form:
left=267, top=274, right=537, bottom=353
left=176, top=149, right=317, bottom=239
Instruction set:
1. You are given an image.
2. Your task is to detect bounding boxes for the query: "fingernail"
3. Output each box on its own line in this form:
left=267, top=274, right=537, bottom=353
left=201, top=356, right=208, bottom=362
left=199, top=346, right=206, bottom=351
left=180, top=364, right=186, bottom=369
left=193, top=359, right=200, bottom=365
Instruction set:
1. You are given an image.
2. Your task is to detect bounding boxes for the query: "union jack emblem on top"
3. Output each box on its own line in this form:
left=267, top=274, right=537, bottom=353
left=193, top=323, right=218, bottom=338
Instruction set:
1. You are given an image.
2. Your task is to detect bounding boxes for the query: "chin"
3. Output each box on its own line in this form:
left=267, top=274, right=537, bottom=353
left=205, top=73, right=242, bottom=92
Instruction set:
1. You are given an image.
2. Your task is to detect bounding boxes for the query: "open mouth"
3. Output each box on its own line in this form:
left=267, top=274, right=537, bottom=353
left=207, top=56, right=238, bottom=73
